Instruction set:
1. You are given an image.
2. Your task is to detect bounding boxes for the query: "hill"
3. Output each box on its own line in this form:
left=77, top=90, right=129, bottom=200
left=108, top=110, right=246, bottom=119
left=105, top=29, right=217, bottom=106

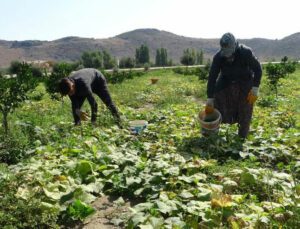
left=0, top=29, right=299, bottom=67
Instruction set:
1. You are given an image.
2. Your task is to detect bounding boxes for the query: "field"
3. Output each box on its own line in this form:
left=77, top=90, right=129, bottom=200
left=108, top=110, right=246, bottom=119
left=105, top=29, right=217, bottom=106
left=0, top=68, right=299, bottom=228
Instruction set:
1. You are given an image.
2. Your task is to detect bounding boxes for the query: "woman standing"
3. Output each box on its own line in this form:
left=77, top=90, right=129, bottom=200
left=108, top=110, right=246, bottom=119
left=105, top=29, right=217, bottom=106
left=205, top=33, right=262, bottom=138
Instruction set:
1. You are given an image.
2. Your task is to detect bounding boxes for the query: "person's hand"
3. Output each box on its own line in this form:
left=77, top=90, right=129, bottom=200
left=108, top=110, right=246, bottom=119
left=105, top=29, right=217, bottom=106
left=247, top=87, right=259, bottom=105
left=205, top=98, right=214, bottom=114
left=80, top=111, right=89, bottom=121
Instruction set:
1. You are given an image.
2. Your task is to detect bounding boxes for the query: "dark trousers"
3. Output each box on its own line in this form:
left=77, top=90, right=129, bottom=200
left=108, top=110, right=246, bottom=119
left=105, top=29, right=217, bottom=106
left=92, top=72, right=120, bottom=121
left=214, top=83, right=253, bottom=138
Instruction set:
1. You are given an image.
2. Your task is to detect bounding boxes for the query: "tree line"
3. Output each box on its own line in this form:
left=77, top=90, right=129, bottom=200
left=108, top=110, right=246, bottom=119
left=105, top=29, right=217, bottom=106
left=81, top=44, right=205, bottom=69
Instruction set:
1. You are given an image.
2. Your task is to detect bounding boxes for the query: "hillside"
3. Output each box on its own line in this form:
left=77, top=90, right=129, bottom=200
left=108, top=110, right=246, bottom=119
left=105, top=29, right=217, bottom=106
left=0, top=29, right=299, bottom=67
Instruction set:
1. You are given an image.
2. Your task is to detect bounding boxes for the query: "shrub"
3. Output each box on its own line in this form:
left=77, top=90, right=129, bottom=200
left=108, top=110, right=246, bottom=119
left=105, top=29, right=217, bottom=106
left=0, top=63, right=38, bottom=134
left=0, top=133, right=28, bottom=164
left=265, top=57, right=297, bottom=97
left=119, top=57, right=135, bottom=69
left=0, top=173, right=60, bottom=228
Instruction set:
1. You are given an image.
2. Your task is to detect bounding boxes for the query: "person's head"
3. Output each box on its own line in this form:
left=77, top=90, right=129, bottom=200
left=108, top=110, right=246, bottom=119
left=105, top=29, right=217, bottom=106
left=220, top=32, right=237, bottom=60
left=58, top=78, right=75, bottom=96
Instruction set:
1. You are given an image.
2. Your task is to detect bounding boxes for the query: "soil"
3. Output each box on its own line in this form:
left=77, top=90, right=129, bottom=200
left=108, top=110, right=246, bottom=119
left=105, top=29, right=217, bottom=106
left=66, top=195, right=134, bottom=229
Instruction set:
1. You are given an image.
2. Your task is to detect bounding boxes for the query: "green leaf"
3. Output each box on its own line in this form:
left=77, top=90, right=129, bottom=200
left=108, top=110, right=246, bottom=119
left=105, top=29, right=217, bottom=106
left=296, top=184, right=300, bottom=195
left=111, top=217, right=124, bottom=226
left=149, top=216, right=164, bottom=228
left=155, top=200, right=173, bottom=214
left=196, top=188, right=211, bottom=201
left=63, top=148, right=83, bottom=155
left=43, top=187, right=63, bottom=200
left=165, top=217, right=186, bottom=228
left=178, top=175, right=194, bottom=183
left=133, top=202, right=154, bottom=212
left=223, top=180, right=238, bottom=192
left=240, top=172, right=256, bottom=185
left=66, top=199, right=95, bottom=220
left=179, top=190, right=194, bottom=199
left=114, top=197, right=125, bottom=206
left=76, top=160, right=94, bottom=178
left=83, top=181, right=104, bottom=193
left=134, top=187, right=145, bottom=196
left=139, top=224, right=153, bottom=229
left=98, top=164, right=108, bottom=171
left=130, top=212, right=147, bottom=226
left=15, top=186, right=31, bottom=200
left=60, top=187, right=96, bottom=204
left=126, top=176, right=142, bottom=186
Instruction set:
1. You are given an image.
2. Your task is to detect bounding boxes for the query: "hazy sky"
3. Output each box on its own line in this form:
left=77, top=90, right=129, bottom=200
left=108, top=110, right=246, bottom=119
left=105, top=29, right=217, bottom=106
left=1, top=0, right=299, bottom=41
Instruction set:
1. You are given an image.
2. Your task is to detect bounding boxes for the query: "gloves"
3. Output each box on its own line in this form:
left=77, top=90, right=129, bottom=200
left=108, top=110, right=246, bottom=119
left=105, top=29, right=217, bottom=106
left=76, top=109, right=89, bottom=121
left=205, top=98, right=214, bottom=114
left=80, top=111, right=89, bottom=121
left=247, top=87, right=259, bottom=105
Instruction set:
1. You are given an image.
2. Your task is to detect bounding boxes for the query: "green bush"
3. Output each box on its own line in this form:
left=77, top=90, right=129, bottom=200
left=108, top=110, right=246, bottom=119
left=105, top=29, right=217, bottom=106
left=172, top=64, right=210, bottom=80
left=0, top=173, right=60, bottom=228
left=0, top=63, right=38, bottom=134
left=0, top=133, right=28, bottom=164
left=104, top=70, right=144, bottom=84
left=265, top=57, right=297, bottom=97
left=119, top=57, right=135, bottom=69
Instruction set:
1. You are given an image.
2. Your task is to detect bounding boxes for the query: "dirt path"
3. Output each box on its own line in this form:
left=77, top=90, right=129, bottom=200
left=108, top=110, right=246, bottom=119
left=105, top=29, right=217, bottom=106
left=75, top=196, right=130, bottom=229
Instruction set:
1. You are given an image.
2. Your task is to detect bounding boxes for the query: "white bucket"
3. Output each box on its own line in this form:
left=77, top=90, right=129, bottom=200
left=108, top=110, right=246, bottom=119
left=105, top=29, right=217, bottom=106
left=129, top=120, right=148, bottom=134
left=198, top=109, right=222, bottom=136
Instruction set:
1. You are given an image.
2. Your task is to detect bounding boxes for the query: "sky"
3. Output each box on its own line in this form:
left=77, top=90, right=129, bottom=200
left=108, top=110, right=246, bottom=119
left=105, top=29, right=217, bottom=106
left=1, top=0, right=299, bottom=41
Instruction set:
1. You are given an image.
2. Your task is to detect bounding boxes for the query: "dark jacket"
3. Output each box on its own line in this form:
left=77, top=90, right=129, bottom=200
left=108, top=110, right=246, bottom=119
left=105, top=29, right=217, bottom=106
left=68, top=68, right=118, bottom=125
left=207, top=44, right=262, bottom=98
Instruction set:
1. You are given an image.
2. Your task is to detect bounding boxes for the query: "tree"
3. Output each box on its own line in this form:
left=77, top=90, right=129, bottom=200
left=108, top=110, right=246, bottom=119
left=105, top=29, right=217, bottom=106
left=168, top=59, right=173, bottom=66
left=102, top=50, right=117, bottom=69
left=198, top=60, right=211, bottom=81
left=81, top=50, right=117, bottom=69
left=155, top=49, right=161, bottom=66
left=81, top=51, right=103, bottom=69
left=280, top=56, right=297, bottom=76
left=160, top=48, right=168, bottom=66
left=9, top=61, right=22, bottom=74
left=119, top=57, right=135, bottom=68
left=155, top=48, right=168, bottom=67
left=265, top=63, right=284, bottom=97
left=135, top=44, right=150, bottom=65
left=196, top=50, right=204, bottom=65
left=0, top=63, right=38, bottom=134
left=180, top=48, right=196, bottom=66
left=265, top=57, right=297, bottom=97
left=9, top=60, right=43, bottom=78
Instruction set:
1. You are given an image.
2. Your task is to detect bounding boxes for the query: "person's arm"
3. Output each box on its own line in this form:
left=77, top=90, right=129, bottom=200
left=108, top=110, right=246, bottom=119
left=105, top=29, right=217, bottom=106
left=207, top=55, right=221, bottom=98
left=86, top=93, right=98, bottom=123
left=249, top=52, right=262, bottom=88
left=70, top=96, right=81, bottom=125
left=247, top=50, right=262, bottom=104
left=205, top=55, right=221, bottom=113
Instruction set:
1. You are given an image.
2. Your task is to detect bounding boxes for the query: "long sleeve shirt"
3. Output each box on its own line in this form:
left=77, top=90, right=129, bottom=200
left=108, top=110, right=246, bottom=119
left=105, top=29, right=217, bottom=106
left=207, top=44, right=262, bottom=98
left=68, top=68, right=103, bottom=124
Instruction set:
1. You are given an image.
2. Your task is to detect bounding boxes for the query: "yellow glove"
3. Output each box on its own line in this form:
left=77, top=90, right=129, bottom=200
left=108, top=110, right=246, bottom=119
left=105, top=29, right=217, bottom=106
left=76, top=110, right=89, bottom=121
left=247, top=87, right=259, bottom=105
left=205, top=105, right=214, bottom=114
left=205, top=98, right=214, bottom=114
